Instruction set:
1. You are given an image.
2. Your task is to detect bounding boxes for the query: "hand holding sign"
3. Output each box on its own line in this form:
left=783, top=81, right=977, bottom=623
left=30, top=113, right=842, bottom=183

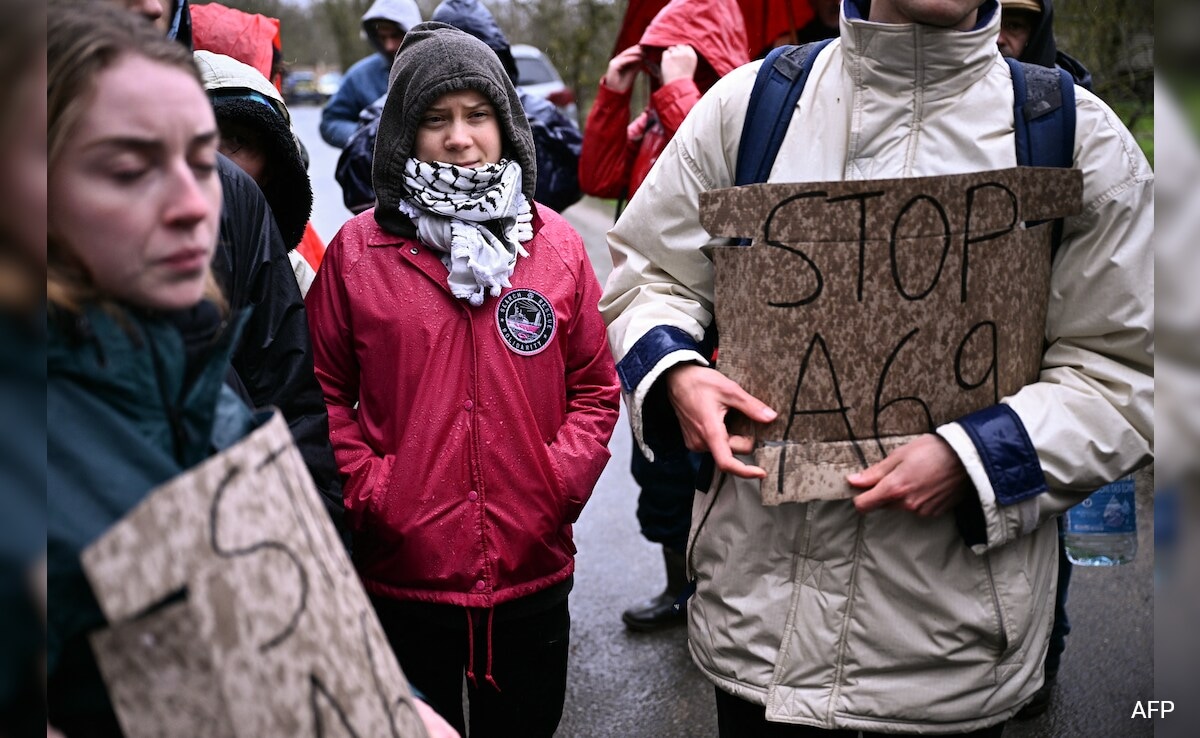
left=665, top=363, right=777, bottom=479
left=847, top=433, right=969, bottom=516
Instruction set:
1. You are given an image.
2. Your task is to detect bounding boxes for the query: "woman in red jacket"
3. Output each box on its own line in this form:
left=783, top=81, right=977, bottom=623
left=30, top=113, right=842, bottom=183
left=578, top=0, right=749, bottom=201
left=306, top=22, right=620, bottom=738
left=578, top=0, right=749, bottom=632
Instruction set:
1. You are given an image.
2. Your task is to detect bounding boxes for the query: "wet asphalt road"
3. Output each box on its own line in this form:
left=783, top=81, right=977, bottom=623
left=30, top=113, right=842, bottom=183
left=294, top=105, right=1155, bottom=738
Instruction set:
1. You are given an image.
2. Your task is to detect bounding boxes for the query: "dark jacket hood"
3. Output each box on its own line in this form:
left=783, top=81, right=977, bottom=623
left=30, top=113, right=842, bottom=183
left=1053, top=49, right=1093, bottom=90
left=430, top=0, right=518, bottom=83
left=373, top=22, right=536, bottom=236
left=211, top=97, right=312, bottom=250
left=1016, top=0, right=1058, bottom=69
left=1015, top=0, right=1093, bottom=89
left=196, top=51, right=312, bottom=251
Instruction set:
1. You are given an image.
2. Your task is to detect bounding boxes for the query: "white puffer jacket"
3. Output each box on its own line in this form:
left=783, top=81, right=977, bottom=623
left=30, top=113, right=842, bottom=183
left=600, top=0, right=1152, bottom=732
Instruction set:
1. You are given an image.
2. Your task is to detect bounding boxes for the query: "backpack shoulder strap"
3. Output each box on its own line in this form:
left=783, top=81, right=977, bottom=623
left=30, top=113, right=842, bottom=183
left=735, top=39, right=834, bottom=187
left=1005, top=58, right=1076, bottom=254
left=1005, top=57, right=1076, bottom=169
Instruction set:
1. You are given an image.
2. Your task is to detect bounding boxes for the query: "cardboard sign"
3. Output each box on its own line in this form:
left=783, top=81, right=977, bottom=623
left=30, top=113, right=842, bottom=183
left=699, top=167, right=1083, bottom=505
left=82, top=412, right=428, bottom=738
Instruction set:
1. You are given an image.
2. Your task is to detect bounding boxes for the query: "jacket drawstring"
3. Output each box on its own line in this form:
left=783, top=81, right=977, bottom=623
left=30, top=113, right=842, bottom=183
left=464, top=607, right=501, bottom=692
left=460, top=609, right=499, bottom=691
left=484, top=607, right=500, bottom=692
left=464, top=608, right=477, bottom=688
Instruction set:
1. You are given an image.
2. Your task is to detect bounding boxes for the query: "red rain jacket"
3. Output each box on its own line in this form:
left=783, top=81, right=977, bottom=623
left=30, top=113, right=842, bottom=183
left=306, top=206, right=620, bottom=607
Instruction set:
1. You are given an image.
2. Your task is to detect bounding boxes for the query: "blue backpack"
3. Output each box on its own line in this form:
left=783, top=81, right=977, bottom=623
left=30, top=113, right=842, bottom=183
left=735, top=40, right=1077, bottom=251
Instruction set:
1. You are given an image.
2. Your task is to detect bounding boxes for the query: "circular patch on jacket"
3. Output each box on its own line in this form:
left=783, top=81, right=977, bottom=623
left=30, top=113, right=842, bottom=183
left=497, top=289, right=556, bottom=356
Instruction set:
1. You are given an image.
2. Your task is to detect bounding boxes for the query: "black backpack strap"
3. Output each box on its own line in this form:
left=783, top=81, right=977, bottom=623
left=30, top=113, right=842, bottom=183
left=1006, top=58, right=1077, bottom=255
left=735, top=39, right=834, bottom=188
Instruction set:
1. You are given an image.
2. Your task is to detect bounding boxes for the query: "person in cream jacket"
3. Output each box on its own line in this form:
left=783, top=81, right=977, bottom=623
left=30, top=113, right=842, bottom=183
left=600, top=0, right=1152, bottom=733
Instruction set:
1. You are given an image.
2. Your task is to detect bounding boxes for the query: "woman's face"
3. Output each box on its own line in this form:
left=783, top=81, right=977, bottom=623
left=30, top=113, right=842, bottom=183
left=49, top=53, right=221, bottom=311
left=413, top=89, right=502, bottom=169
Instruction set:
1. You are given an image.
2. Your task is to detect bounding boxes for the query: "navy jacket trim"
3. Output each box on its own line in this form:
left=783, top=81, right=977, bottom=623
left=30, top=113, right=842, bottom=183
left=957, top=404, right=1048, bottom=505
left=616, top=325, right=702, bottom=394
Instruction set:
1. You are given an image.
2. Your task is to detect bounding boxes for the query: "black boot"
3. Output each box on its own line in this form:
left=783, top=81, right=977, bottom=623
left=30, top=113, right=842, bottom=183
left=622, top=547, right=688, bottom=632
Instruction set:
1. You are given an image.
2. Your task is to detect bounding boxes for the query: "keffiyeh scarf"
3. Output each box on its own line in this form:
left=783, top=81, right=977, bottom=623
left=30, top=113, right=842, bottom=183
left=398, top=158, right=534, bottom=306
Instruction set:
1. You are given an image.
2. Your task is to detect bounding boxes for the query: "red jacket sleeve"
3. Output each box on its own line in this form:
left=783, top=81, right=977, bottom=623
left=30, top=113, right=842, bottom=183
left=304, top=226, right=393, bottom=532
left=544, top=223, right=622, bottom=522
left=578, top=80, right=647, bottom=199
left=652, top=77, right=703, bottom=138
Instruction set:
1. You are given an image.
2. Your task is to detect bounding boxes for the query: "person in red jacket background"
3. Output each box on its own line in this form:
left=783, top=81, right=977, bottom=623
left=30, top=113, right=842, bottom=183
left=579, top=0, right=748, bottom=202
left=578, top=0, right=748, bottom=632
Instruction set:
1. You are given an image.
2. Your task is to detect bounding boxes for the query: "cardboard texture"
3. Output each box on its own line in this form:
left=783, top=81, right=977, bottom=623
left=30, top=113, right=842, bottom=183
left=82, top=412, right=428, bottom=738
left=699, top=167, right=1083, bottom=505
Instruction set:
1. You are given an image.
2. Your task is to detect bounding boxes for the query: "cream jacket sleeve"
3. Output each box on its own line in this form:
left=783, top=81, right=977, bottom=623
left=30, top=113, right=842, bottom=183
left=938, top=85, right=1154, bottom=552
left=599, top=65, right=762, bottom=459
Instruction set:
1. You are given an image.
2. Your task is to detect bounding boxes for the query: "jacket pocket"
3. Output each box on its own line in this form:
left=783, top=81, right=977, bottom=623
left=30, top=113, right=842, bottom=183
left=545, top=443, right=583, bottom=524
left=364, top=453, right=396, bottom=523
left=980, top=552, right=1011, bottom=656
left=344, top=452, right=395, bottom=535
left=982, top=531, right=1046, bottom=667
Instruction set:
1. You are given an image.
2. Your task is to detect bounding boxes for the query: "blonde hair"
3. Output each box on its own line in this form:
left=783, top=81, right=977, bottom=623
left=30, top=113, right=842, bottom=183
left=47, top=0, right=226, bottom=313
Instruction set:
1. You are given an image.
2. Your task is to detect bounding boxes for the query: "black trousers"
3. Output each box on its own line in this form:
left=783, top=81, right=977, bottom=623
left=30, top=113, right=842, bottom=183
left=630, top=442, right=700, bottom=553
left=1046, top=517, right=1073, bottom=678
left=715, top=687, right=1006, bottom=738
left=371, top=595, right=570, bottom=738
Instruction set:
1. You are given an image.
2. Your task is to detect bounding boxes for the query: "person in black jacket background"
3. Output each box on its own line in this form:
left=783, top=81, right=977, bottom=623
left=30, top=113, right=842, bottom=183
left=210, top=156, right=346, bottom=541
left=998, top=0, right=1092, bottom=89
left=431, top=0, right=583, bottom=214
left=103, top=0, right=347, bottom=542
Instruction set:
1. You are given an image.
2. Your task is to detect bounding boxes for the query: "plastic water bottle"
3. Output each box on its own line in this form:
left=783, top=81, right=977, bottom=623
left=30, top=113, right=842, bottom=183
left=1064, top=475, right=1137, bottom=566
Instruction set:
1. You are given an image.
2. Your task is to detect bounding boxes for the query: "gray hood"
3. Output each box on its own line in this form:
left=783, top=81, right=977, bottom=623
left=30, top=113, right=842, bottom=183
left=372, top=22, right=536, bottom=236
left=362, top=0, right=423, bottom=56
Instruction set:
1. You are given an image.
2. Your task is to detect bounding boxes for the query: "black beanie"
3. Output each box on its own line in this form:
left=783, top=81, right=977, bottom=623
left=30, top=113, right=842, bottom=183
left=372, top=21, right=536, bottom=235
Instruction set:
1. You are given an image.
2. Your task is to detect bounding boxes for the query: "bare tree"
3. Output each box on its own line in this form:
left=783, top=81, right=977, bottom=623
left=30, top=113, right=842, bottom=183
left=489, top=0, right=627, bottom=117
left=316, top=0, right=376, bottom=71
left=1057, top=0, right=1153, bottom=120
